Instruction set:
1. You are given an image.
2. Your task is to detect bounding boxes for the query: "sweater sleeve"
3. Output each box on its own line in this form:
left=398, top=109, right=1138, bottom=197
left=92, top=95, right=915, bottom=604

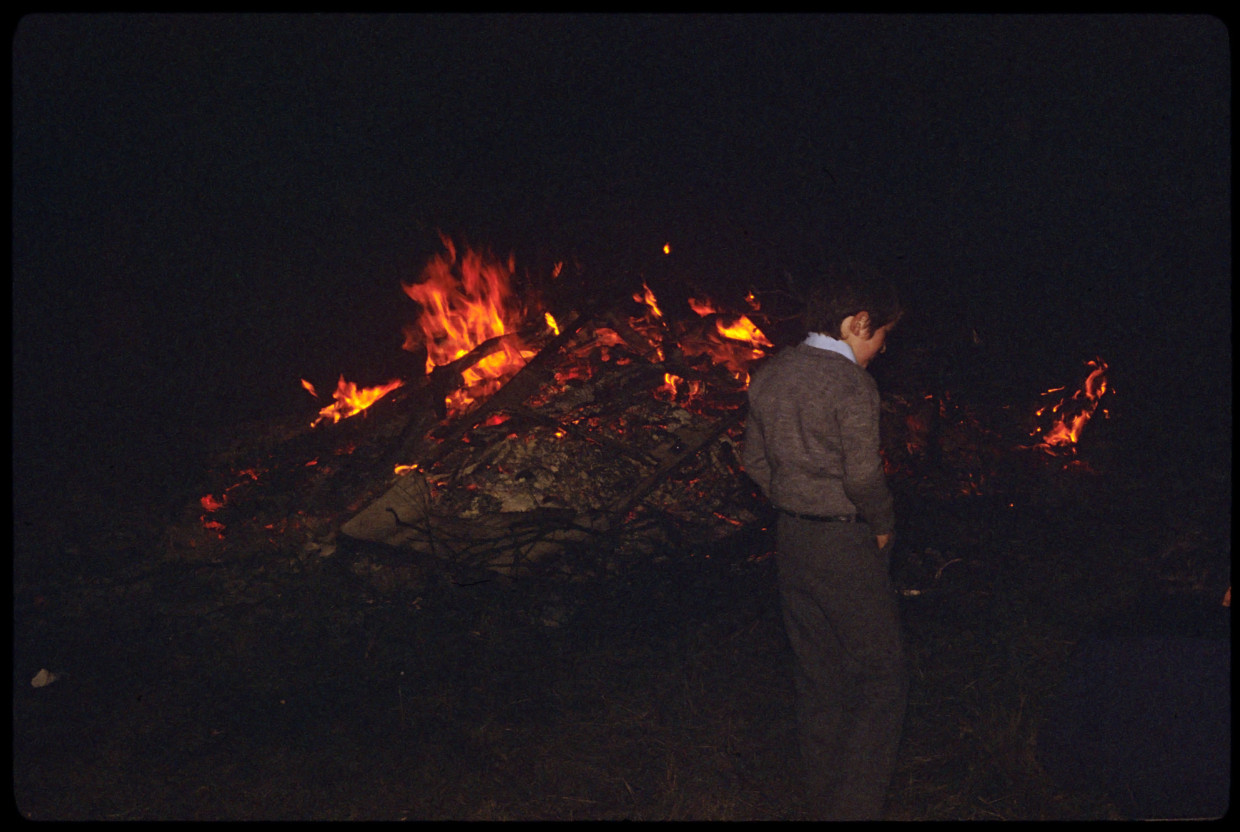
left=741, top=403, right=772, bottom=497
left=837, top=379, right=896, bottom=535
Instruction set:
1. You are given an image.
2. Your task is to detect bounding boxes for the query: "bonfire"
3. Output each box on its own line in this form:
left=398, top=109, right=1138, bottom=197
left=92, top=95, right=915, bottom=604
left=190, top=235, right=1112, bottom=580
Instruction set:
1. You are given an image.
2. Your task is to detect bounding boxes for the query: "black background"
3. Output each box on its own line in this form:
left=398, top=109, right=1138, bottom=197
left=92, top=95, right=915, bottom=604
left=12, top=14, right=1230, bottom=526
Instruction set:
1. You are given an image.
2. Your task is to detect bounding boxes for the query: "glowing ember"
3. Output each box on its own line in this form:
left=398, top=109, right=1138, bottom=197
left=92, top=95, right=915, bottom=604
left=310, top=375, right=404, bottom=427
left=198, top=468, right=260, bottom=536
left=1031, top=357, right=1110, bottom=453
left=687, top=296, right=717, bottom=316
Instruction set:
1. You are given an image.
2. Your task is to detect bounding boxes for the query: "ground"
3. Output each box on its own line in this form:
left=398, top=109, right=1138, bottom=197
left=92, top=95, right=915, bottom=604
left=12, top=421, right=1230, bottom=820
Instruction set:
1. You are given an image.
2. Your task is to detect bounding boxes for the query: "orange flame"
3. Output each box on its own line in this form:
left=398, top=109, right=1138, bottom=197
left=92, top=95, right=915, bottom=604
left=715, top=314, right=774, bottom=348
left=689, top=295, right=772, bottom=349
left=635, top=287, right=771, bottom=387
left=305, top=238, right=772, bottom=430
left=310, top=375, right=404, bottom=427
left=1032, top=358, right=1109, bottom=452
left=657, top=372, right=681, bottom=400
left=633, top=281, right=663, bottom=318
left=402, top=236, right=535, bottom=415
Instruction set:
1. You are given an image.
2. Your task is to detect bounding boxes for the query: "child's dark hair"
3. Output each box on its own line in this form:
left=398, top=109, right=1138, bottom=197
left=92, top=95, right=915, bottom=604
left=803, top=262, right=903, bottom=338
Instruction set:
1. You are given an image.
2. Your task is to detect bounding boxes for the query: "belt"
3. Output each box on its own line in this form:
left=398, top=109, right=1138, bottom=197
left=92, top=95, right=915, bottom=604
left=778, top=508, right=861, bottom=523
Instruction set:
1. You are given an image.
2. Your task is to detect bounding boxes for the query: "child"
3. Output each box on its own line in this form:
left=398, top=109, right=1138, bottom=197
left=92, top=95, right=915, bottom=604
left=743, top=265, right=906, bottom=820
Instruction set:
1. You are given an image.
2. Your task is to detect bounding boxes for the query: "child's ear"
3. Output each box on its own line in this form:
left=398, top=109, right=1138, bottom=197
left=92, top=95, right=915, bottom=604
left=853, top=311, right=871, bottom=335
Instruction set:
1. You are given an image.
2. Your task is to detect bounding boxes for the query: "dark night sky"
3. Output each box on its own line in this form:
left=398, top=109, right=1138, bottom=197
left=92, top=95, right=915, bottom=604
left=11, top=14, right=1231, bottom=520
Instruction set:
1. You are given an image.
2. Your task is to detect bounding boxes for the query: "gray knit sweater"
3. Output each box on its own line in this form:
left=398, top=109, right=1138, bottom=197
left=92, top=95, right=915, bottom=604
left=742, top=343, right=896, bottom=536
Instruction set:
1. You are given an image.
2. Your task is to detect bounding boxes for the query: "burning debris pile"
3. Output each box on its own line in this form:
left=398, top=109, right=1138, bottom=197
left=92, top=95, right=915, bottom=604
left=184, top=235, right=1115, bottom=580
left=187, top=236, right=773, bottom=575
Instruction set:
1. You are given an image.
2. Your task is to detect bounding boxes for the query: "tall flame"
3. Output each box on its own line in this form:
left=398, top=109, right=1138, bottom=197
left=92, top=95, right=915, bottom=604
left=401, top=236, right=536, bottom=415
left=304, top=237, right=774, bottom=427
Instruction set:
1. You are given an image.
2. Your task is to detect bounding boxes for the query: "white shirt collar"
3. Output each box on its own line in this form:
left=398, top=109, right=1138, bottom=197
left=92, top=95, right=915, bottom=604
left=802, top=332, right=857, bottom=364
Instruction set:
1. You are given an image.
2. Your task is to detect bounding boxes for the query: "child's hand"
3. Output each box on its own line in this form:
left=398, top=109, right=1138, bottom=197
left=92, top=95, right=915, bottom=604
left=875, top=534, right=892, bottom=550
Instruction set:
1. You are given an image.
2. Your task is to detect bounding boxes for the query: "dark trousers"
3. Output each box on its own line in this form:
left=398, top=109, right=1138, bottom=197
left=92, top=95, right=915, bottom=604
left=776, top=515, right=908, bottom=820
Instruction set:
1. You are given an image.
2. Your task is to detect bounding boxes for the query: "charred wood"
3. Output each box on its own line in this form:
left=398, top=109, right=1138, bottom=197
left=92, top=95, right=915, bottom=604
left=397, top=310, right=597, bottom=471
left=510, top=404, right=661, bottom=467
left=609, top=405, right=748, bottom=520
